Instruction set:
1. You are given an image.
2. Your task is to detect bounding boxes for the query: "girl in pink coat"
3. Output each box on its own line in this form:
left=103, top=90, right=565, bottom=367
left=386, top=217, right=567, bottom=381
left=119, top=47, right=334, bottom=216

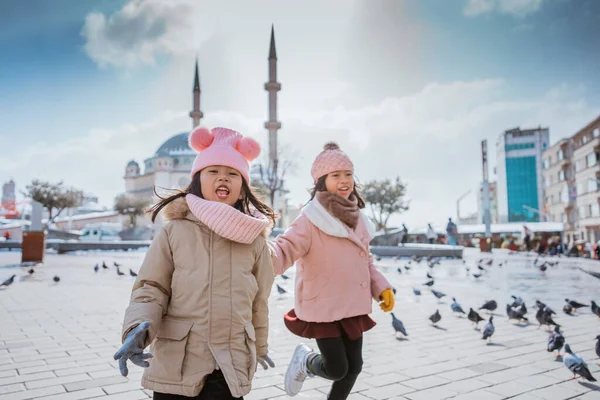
left=269, top=142, right=394, bottom=399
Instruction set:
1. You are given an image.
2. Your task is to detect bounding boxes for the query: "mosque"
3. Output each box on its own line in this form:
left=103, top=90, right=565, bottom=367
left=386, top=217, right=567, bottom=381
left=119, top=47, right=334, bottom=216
left=123, top=27, right=291, bottom=226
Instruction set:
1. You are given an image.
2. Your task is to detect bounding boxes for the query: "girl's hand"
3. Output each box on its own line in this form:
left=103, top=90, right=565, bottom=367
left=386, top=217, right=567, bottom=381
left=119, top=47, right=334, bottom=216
left=379, top=288, right=395, bottom=312
left=257, top=354, right=275, bottom=370
left=113, top=322, right=153, bottom=377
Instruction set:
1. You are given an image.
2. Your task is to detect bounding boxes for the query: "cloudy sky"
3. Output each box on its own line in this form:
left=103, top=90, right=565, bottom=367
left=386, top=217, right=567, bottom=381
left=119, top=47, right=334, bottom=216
left=1, top=0, right=599, bottom=229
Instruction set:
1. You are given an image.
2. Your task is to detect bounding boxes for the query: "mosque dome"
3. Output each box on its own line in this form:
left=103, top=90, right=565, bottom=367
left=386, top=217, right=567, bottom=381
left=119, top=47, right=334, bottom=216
left=154, top=132, right=195, bottom=157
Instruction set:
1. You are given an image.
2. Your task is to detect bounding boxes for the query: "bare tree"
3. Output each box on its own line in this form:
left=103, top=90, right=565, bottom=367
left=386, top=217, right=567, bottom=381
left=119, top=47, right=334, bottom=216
left=114, top=194, right=151, bottom=228
left=254, top=147, right=295, bottom=207
left=363, top=177, right=409, bottom=233
left=22, top=180, right=84, bottom=226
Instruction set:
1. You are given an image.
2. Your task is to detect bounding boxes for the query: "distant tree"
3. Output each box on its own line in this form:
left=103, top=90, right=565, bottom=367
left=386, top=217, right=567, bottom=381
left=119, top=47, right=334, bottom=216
left=22, top=180, right=84, bottom=226
left=114, top=194, right=151, bottom=227
left=363, top=177, right=409, bottom=233
left=254, top=147, right=295, bottom=208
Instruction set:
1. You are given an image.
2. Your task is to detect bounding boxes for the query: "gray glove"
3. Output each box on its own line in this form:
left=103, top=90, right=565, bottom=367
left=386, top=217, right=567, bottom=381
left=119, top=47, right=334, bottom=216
left=257, top=354, right=275, bottom=370
left=113, top=321, right=153, bottom=377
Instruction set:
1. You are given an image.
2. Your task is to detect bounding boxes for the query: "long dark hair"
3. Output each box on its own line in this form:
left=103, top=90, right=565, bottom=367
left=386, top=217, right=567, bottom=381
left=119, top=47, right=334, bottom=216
left=146, top=171, right=277, bottom=224
left=309, top=174, right=366, bottom=209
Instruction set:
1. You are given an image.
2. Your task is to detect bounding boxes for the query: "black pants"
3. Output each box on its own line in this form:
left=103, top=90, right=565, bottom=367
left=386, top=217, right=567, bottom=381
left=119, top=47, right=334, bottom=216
left=307, top=335, right=363, bottom=400
left=153, top=369, right=242, bottom=400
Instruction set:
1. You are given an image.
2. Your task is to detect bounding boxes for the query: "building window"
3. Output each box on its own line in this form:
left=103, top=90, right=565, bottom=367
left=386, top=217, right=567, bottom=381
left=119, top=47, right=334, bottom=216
left=591, top=203, right=600, bottom=217
left=561, top=213, right=567, bottom=223
left=557, top=150, right=564, bottom=161
left=579, top=206, right=587, bottom=219
left=594, top=128, right=600, bottom=138
left=577, top=183, right=585, bottom=195
left=505, top=143, right=535, bottom=151
left=561, top=187, right=569, bottom=203
left=588, top=178, right=598, bottom=193
left=558, top=170, right=565, bottom=181
left=505, top=156, right=539, bottom=222
left=583, top=135, right=589, bottom=144
left=576, top=160, right=584, bottom=172
left=586, top=152, right=597, bottom=167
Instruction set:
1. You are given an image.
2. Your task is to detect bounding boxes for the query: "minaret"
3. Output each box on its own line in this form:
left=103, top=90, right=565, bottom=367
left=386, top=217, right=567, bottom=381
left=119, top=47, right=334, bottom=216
left=189, top=58, right=203, bottom=128
left=264, top=25, right=281, bottom=174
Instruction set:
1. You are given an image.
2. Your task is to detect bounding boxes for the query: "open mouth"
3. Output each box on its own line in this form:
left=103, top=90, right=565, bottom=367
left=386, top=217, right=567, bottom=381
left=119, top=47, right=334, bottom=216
left=338, top=186, right=350, bottom=194
left=215, top=185, right=230, bottom=200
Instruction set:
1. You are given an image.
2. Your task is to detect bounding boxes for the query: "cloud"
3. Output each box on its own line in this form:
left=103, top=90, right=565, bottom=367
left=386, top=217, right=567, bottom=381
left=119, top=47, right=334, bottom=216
left=81, top=0, right=212, bottom=68
left=464, top=0, right=544, bottom=17
left=1, top=80, right=596, bottom=230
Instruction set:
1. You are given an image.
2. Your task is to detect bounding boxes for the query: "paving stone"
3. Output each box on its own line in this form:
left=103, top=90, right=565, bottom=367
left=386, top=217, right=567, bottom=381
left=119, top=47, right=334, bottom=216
left=39, top=388, right=106, bottom=400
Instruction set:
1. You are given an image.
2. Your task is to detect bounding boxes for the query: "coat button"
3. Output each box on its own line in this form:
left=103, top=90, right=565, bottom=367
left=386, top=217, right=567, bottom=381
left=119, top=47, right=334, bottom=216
left=361, top=281, right=368, bottom=288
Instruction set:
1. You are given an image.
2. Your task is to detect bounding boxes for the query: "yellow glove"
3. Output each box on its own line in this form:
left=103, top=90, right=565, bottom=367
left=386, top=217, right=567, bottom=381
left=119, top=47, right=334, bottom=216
left=379, top=288, right=395, bottom=312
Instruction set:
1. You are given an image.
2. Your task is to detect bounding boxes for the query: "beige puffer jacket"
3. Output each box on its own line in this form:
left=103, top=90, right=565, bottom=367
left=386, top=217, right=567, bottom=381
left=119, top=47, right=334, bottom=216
left=121, top=198, right=274, bottom=397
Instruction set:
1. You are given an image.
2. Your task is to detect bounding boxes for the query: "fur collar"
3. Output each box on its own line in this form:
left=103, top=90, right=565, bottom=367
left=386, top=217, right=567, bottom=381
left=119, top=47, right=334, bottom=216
left=301, top=199, right=376, bottom=240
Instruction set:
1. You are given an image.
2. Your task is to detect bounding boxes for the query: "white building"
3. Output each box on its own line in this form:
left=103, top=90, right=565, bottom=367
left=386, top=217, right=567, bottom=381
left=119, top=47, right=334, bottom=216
left=496, top=127, right=550, bottom=223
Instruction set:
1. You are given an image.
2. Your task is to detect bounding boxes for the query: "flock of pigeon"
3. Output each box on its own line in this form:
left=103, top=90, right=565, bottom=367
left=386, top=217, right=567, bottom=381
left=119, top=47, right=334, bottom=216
left=0, top=260, right=138, bottom=291
left=386, top=254, right=600, bottom=383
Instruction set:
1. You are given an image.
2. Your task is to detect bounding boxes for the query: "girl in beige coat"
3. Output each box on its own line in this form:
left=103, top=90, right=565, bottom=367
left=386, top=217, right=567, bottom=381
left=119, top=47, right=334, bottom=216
left=115, top=127, right=276, bottom=400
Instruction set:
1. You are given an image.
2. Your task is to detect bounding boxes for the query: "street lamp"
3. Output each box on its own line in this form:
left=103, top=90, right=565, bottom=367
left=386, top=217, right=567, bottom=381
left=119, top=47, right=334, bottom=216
left=456, top=190, right=472, bottom=222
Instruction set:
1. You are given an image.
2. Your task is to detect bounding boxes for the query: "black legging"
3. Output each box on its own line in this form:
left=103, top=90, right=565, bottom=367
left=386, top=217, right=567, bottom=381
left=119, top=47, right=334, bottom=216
left=153, top=369, right=242, bottom=400
left=307, top=335, right=363, bottom=400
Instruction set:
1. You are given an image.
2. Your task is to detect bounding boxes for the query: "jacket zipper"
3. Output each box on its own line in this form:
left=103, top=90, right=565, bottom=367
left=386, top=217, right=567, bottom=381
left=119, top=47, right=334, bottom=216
left=208, top=230, right=219, bottom=370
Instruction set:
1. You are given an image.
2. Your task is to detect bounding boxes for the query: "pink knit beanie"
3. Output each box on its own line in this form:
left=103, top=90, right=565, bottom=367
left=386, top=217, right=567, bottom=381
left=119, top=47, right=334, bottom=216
left=310, top=142, right=354, bottom=183
left=189, top=127, right=261, bottom=183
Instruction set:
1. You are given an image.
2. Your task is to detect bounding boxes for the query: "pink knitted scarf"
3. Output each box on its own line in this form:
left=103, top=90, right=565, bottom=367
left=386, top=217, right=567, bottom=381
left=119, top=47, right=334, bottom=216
left=185, top=194, right=269, bottom=244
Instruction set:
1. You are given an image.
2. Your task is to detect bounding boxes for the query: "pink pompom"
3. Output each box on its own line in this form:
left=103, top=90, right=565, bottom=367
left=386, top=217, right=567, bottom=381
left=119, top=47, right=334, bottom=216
left=189, top=127, right=214, bottom=151
left=236, top=137, right=261, bottom=161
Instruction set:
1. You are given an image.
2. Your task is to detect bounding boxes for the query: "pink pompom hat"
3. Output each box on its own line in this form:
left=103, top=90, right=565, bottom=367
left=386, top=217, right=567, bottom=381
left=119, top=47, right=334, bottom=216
left=189, top=127, right=261, bottom=183
left=310, top=142, right=354, bottom=183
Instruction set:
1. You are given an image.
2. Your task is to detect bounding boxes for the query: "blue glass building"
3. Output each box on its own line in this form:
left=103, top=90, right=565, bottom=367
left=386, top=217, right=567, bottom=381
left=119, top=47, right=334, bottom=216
left=496, top=127, right=550, bottom=223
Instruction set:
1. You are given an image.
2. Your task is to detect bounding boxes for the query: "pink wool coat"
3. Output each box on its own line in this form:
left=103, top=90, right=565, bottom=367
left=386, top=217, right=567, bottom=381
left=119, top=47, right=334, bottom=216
left=269, top=199, right=392, bottom=323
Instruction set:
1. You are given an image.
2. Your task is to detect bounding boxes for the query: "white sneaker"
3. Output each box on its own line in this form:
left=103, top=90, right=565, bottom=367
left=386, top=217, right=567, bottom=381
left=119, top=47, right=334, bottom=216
left=284, top=343, right=314, bottom=396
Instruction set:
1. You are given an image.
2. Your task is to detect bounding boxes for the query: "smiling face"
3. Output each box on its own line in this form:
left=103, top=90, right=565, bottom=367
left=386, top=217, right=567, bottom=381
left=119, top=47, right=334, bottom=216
left=324, top=170, right=354, bottom=198
left=199, top=165, right=243, bottom=206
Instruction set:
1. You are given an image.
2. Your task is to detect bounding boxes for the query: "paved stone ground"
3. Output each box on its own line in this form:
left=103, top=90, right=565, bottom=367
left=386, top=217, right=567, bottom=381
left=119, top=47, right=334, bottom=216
left=0, top=249, right=599, bottom=400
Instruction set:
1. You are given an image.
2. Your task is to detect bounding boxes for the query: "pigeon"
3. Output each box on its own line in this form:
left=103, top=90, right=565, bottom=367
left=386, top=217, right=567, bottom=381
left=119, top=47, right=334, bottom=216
left=431, top=289, right=446, bottom=300
left=547, top=326, right=565, bottom=356
left=423, top=280, right=434, bottom=287
left=472, top=273, right=482, bottom=279
left=479, top=300, right=497, bottom=312
left=539, top=263, right=547, bottom=272
left=102, top=261, right=109, bottom=270
left=536, top=306, right=559, bottom=330
left=468, top=308, right=485, bottom=327
left=477, top=265, right=486, bottom=272
left=451, top=298, right=465, bottom=314
left=426, top=272, right=433, bottom=279
left=429, top=310, right=442, bottom=325
left=28, top=268, right=35, bottom=275
left=404, top=265, right=412, bottom=271
left=578, top=267, right=600, bottom=280
left=397, top=267, right=403, bottom=274
left=392, top=287, right=397, bottom=295
left=485, top=259, right=493, bottom=266
left=481, top=316, right=494, bottom=342
left=506, top=304, right=528, bottom=322
left=510, top=295, right=524, bottom=308
left=281, top=274, right=290, bottom=280
left=114, top=262, right=121, bottom=267
left=565, top=299, right=588, bottom=311
left=563, top=303, right=573, bottom=315
left=535, top=300, right=556, bottom=315
left=413, top=288, right=421, bottom=296
left=563, top=344, right=596, bottom=381
left=590, top=300, right=600, bottom=318
left=595, top=335, right=600, bottom=364
left=52, top=276, right=60, bottom=283
left=0, top=275, right=16, bottom=288
left=116, top=267, right=125, bottom=277
left=94, top=264, right=99, bottom=273
left=129, top=269, right=138, bottom=277
left=391, top=313, right=408, bottom=337
left=276, top=284, right=287, bottom=295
